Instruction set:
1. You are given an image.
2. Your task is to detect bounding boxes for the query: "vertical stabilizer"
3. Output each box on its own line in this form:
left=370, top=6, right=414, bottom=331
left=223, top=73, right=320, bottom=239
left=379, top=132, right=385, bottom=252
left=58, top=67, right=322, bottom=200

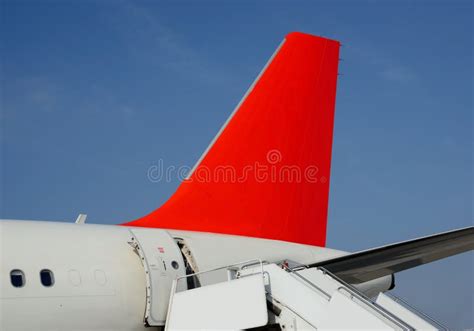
left=125, top=32, right=340, bottom=246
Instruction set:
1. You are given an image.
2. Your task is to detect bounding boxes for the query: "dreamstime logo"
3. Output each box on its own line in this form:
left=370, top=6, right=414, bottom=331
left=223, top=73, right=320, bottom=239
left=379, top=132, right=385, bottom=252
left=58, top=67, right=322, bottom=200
left=147, top=149, right=327, bottom=184
left=266, top=149, right=282, bottom=164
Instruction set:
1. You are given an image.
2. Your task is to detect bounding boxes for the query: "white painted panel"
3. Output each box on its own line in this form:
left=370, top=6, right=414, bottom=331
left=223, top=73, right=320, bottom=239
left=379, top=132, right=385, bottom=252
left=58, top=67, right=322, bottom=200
left=166, top=274, right=267, bottom=330
left=319, top=291, right=394, bottom=330
left=0, top=220, right=148, bottom=331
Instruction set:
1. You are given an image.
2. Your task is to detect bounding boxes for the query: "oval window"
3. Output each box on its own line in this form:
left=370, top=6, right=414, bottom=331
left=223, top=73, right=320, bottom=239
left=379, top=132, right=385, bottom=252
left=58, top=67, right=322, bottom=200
left=94, top=269, right=107, bottom=286
left=10, top=269, right=25, bottom=287
left=40, top=269, right=54, bottom=287
left=68, top=269, right=81, bottom=286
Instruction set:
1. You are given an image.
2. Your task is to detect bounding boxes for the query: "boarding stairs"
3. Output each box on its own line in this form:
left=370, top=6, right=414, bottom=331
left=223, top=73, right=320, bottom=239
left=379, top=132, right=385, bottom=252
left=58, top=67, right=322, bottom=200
left=165, top=260, right=447, bottom=330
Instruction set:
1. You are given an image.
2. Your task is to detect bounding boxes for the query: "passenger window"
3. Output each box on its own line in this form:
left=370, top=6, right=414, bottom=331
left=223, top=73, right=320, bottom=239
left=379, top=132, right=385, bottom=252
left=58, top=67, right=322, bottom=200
left=68, top=269, right=81, bottom=286
left=40, top=269, right=54, bottom=287
left=10, top=269, right=25, bottom=287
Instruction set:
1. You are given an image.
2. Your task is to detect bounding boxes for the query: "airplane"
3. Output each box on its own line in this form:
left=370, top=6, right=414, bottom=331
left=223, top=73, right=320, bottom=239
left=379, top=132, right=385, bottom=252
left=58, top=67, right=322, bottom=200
left=0, top=31, right=472, bottom=331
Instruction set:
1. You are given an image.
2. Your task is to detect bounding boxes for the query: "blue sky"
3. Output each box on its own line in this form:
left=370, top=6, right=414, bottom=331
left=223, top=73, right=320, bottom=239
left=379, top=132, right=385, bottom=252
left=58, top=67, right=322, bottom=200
left=1, top=0, right=472, bottom=328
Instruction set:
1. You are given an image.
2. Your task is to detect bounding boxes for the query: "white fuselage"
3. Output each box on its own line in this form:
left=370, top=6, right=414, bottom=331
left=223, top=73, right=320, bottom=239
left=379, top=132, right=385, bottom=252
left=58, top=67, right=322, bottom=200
left=0, top=220, right=347, bottom=331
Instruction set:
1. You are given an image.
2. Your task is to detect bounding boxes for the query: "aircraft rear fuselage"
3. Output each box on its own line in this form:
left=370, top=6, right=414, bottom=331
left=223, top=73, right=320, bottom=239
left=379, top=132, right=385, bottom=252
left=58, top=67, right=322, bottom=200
left=0, top=220, right=348, bottom=330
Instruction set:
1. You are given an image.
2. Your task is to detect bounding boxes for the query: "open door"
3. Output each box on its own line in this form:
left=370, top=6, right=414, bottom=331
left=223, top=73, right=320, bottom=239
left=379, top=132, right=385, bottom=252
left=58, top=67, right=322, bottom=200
left=128, top=228, right=186, bottom=326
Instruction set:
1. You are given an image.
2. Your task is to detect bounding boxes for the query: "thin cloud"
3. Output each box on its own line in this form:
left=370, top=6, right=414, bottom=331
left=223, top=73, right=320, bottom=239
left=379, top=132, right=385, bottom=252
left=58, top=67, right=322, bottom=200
left=345, top=38, right=418, bottom=84
left=108, top=1, right=228, bottom=85
left=21, top=76, right=62, bottom=112
left=381, top=65, right=417, bottom=83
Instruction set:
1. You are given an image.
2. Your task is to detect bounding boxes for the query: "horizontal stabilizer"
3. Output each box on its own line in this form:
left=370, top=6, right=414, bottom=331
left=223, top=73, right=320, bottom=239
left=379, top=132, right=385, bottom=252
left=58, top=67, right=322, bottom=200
left=311, top=227, right=474, bottom=283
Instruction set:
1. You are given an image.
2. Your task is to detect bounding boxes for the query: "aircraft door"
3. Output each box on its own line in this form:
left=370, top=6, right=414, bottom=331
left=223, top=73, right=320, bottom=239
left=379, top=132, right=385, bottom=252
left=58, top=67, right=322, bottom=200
left=128, top=228, right=186, bottom=326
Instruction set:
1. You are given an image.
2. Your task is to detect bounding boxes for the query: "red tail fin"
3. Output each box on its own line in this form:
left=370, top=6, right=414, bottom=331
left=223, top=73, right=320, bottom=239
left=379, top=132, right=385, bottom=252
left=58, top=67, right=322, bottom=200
left=125, top=32, right=340, bottom=246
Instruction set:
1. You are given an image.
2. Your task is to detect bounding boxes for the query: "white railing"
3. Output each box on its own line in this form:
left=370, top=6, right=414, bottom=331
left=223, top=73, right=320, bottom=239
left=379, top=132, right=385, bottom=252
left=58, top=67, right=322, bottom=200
left=165, top=259, right=267, bottom=330
left=385, top=292, right=449, bottom=331
left=280, top=263, right=332, bottom=300
left=320, top=267, right=415, bottom=331
left=172, top=259, right=264, bottom=293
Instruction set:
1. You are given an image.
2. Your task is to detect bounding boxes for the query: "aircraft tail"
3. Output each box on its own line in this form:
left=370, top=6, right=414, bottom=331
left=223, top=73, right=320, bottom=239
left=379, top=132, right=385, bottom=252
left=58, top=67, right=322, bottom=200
left=124, top=32, right=341, bottom=247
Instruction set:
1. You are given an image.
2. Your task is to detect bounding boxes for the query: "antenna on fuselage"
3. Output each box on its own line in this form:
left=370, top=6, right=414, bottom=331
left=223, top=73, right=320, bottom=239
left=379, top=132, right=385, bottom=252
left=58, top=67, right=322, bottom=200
left=75, top=214, right=87, bottom=224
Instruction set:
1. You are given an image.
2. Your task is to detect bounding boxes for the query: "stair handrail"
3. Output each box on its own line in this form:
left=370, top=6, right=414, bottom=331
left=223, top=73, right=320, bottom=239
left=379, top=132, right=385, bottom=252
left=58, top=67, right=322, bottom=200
left=384, top=292, right=449, bottom=331
left=174, top=258, right=264, bottom=290
left=280, top=263, right=332, bottom=301
left=266, top=292, right=319, bottom=329
left=165, top=259, right=265, bottom=331
left=320, top=267, right=415, bottom=331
